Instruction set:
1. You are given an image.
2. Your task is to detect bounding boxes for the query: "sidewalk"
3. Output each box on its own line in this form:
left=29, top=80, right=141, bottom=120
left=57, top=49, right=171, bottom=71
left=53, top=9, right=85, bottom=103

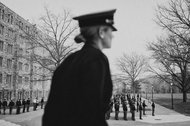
left=107, top=98, right=190, bottom=126
left=0, top=120, right=20, bottom=126
left=0, top=106, right=43, bottom=126
left=138, top=98, right=190, bottom=124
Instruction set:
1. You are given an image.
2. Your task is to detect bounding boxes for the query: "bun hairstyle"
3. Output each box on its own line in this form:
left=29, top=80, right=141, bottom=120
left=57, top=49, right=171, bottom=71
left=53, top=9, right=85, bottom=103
left=74, top=34, right=86, bottom=43
left=74, top=26, right=99, bottom=44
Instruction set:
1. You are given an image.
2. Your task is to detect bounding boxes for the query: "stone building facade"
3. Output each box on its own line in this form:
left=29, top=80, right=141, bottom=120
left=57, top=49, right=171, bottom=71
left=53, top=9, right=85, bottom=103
left=0, top=2, right=50, bottom=101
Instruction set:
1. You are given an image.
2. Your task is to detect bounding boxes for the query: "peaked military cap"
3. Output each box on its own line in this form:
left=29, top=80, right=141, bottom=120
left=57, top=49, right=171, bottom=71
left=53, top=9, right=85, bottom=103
left=73, top=9, right=117, bottom=31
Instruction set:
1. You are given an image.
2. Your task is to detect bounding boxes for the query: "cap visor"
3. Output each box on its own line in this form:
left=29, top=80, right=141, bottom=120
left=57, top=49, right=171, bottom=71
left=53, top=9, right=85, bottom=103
left=111, top=26, right=117, bottom=31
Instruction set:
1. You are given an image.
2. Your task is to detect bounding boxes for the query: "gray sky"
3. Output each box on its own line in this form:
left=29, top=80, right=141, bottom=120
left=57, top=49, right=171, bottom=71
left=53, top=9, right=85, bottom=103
left=1, top=0, right=168, bottom=74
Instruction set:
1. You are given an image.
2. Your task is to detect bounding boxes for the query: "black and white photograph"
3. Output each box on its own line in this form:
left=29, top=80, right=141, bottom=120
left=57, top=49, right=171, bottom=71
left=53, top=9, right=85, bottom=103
left=0, top=0, right=190, bottom=126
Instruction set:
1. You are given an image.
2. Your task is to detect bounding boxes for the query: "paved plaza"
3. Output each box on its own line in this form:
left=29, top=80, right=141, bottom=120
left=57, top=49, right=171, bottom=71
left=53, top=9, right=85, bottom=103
left=0, top=98, right=190, bottom=126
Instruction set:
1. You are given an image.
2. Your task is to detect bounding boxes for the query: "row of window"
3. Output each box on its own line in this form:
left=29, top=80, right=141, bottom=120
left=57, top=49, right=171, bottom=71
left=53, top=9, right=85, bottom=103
left=0, top=73, right=12, bottom=85
left=0, top=40, right=30, bottom=56
left=0, top=40, right=13, bottom=54
left=0, top=56, right=30, bottom=71
left=0, top=7, right=13, bottom=24
left=0, top=6, right=31, bottom=33
left=0, top=73, right=30, bottom=85
left=0, top=23, right=16, bottom=39
left=0, top=6, right=29, bottom=28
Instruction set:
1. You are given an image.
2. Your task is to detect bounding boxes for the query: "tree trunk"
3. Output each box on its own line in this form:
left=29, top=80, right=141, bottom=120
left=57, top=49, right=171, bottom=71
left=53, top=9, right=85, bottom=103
left=182, top=91, right=187, bottom=102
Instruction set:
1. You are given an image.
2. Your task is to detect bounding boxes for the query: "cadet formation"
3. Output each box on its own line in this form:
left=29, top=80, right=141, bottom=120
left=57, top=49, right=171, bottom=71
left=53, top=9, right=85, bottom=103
left=0, top=97, right=44, bottom=115
left=105, top=93, right=155, bottom=121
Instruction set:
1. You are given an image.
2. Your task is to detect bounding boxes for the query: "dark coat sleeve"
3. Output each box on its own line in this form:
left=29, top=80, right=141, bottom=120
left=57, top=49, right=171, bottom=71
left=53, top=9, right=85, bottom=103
left=79, top=58, right=112, bottom=121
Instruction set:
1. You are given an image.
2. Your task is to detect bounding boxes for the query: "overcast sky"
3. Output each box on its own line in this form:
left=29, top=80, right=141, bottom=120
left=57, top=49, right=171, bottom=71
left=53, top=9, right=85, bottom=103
left=1, top=0, right=168, bottom=74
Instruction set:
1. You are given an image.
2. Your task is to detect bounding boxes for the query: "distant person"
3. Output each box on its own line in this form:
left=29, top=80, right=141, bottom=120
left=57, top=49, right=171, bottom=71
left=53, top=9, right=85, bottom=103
left=114, top=100, right=120, bottom=120
left=152, top=102, right=155, bottom=116
left=122, top=101, right=128, bottom=120
left=16, top=99, right=22, bottom=114
left=139, top=103, right=143, bottom=120
left=40, top=97, right=44, bottom=109
left=43, top=9, right=117, bottom=126
left=130, top=102, right=136, bottom=121
left=142, top=100, right=147, bottom=115
left=8, top=100, right=15, bottom=114
left=2, top=98, right=7, bottom=115
left=22, top=99, right=26, bottom=113
left=0, top=99, right=2, bottom=114
left=33, top=98, right=38, bottom=111
left=26, top=98, right=30, bottom=112
left=136, top=100, right=139, bottom=112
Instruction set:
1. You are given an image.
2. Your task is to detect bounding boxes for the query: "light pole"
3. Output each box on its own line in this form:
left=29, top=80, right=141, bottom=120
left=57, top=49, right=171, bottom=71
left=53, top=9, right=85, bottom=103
left=146, top=87, right=147, bottom=99
left=2, top=87, right=4, bottom=99
left=152, top=86, right=153, bottom=101
left=171, top=83, right=174, bottom=109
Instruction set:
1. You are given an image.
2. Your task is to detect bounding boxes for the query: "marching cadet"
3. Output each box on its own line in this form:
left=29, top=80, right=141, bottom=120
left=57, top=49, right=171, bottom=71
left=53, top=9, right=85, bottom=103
left=0, top=99, right=2, bottom=114
left=130, top=102, right=136, bottom=121
left=139, top=97, right=142, bottom=103
left=122, top=101, right=128, bottom=120
left=22, top=99, right=26, bottom=113
left=40, top=97, right=44, bottom=109
left=2, top=98, right=7, bottom=115
left=152, top=102, right=155, bottom=116
left=26, top=98, right=30, bottom=112
left=16, top=99, right=22, bottom=114
left=139, top=103, right=143, bottom=120
left=136, top=100, right=139, bottom=112
left=114, top=100, right=120, bottom=120
left=142, top=100, right=147, bottom=115
left=33, top=97, right=38, bottom=111
left=120, top=94, right=126, bottom=105
left=8, top=99, right=15, bottom=114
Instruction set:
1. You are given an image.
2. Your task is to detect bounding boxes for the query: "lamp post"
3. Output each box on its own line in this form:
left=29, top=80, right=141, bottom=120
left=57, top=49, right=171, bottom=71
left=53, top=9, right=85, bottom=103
left=146, top=87, right=147, bottom=99
left=152, top=86, right=153, bottom=101
left=171, top=83, right=174, bottom=109
left=2, top=87, right=4, bottom=99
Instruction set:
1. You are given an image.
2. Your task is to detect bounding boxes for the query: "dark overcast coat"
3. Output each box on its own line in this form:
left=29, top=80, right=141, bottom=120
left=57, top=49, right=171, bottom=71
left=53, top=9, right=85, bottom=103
left=42, top=44, right=113, bottom=126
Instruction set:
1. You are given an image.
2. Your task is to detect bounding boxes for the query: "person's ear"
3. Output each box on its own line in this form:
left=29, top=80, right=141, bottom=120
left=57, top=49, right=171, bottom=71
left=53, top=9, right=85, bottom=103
left=98, top=26, right=105, bottom=39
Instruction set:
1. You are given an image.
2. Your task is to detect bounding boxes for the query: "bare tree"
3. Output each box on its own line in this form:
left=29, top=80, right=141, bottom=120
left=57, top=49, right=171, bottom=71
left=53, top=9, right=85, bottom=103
left=112, top=73, right=130, bottom=94
left=23, top=7, right=79, bottom=80
left=147, top=34, right=190, bottom=102
left=156, top=0, right=190, bottom=46
left=151, top=0, right=190, bottom=102
left=116, top=53, right=148, bottom=95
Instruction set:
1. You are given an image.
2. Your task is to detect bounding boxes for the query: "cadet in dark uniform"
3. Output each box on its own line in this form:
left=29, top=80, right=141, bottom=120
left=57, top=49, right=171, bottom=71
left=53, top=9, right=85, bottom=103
left=0, top=99, right=2, bottom=114
left=16, top=99, right=22, bottom=114
left=122, top=101, right=128, bottom=120
left=142, top=100, right=147, bottom=115
left=26, top=98, right=30, bottom=112
left=8, top=100, right=15, bottom=114
left=42, top=9, right=117, bottom=126
left=136, top=100, right=139, bottom=112
left=22, top=99, right=26, bottom=113
left=152, top=102, right=155, bottom=116
left=40, top=97, right=44, bottom=109
left=130, top=102, right=136, bottom=121
left=2, top=99, right=7, bottom=115
left=114, top=100, right=120, bottom=120
left=139, top=103, right=143, bottom=120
